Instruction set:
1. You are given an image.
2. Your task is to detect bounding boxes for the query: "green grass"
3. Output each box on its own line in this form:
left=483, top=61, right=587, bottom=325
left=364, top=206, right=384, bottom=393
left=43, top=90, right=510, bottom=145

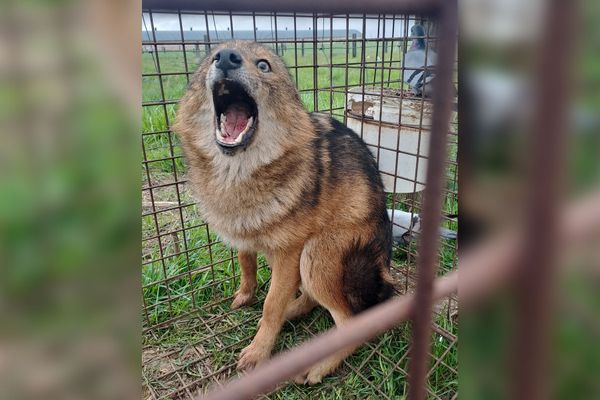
left=142, top=42, right=458, bottom=399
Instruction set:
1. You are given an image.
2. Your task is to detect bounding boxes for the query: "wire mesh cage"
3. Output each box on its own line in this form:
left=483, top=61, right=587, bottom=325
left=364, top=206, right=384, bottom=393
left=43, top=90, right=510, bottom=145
left=142, top=8, right=457, bottom=400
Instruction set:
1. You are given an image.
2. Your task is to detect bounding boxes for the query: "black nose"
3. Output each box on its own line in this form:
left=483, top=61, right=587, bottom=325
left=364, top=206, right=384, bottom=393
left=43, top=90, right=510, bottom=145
left=214, top=49, right=243, bottom=71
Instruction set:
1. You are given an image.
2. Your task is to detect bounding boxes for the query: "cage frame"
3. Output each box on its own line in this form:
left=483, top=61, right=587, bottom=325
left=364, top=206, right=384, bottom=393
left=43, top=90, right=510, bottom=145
left=141, top=1, right=459, bottom=399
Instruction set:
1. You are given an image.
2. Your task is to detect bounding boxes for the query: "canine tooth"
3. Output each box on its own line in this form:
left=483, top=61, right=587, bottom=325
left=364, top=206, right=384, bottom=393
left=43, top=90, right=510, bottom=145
left=221, top=113, right=227, bottom=122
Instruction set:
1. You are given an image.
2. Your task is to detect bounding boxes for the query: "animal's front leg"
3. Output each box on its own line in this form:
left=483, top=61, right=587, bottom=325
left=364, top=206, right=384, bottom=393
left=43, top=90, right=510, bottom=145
left=231, top=251, right=257, bottom=309
left=237, top=249, right=301, bottom=371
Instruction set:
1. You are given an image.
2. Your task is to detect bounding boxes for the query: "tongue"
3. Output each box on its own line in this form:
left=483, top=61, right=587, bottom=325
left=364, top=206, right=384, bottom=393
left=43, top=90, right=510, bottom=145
left=223, top=103, right=250, bottom=140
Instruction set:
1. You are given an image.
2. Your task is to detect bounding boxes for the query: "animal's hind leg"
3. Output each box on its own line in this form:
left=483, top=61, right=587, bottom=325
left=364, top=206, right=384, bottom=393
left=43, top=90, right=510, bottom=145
left=284, top=290, right=318, bottom=321
left=294, top=235, right=358, bottom=384
left=294, top=307, right=355, bottom=385
left=231, top=251, right=257, bottom=309
left=255, top=290, right=316, bottom=330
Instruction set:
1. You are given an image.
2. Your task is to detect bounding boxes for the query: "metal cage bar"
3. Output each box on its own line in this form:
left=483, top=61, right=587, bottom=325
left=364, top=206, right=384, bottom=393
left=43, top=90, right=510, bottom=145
left=512, top=1, right=574, bottom=399
left=407, top=2, right=456, bottom=399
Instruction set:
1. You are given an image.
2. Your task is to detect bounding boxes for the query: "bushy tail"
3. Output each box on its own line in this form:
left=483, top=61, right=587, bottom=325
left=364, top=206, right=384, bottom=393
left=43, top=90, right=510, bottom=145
left=343, top=249, right=394, bottom=314
left=342, top=223, right=394, bottom=314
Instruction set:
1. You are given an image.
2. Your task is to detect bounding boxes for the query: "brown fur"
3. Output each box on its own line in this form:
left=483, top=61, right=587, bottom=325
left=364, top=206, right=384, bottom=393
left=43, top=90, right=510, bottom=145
left=173, top=41, right=393, bottom=384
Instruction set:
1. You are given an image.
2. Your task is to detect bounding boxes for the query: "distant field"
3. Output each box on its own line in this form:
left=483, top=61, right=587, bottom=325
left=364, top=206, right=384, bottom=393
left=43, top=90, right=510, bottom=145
left=143, top=42, right=406, bottom=103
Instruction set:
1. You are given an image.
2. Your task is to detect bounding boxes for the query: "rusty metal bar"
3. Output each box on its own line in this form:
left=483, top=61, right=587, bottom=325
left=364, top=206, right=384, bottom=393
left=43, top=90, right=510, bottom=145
left=199, top=189, right=600, bottom=400
left=142, top=0, right=441, bottom=15
left=312, top=14, right=318, bottom=111
left=407, top=2, right=456, bottom=399
left=512, top=1, right=575, bottom=399
left=142, top=10, right=422, bottom=18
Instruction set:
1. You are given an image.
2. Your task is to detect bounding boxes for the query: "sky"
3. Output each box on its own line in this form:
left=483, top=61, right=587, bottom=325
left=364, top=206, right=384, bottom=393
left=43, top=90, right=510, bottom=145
left=142, top=13, right=416, bottom=39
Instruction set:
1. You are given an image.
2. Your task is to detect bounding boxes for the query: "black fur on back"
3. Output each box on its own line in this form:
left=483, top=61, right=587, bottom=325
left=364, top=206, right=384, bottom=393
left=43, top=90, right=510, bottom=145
left=313, top=115, right=394, bottom=314
left=324, top=118, right=384, bottom=193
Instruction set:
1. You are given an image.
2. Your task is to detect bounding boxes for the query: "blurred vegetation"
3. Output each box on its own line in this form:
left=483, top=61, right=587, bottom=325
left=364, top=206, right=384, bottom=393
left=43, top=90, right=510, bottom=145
left=1, top=15, right=139, bottom=334
left=460, top=1, right=600, bottom=399
left=0, top=1, right=141, bottom=398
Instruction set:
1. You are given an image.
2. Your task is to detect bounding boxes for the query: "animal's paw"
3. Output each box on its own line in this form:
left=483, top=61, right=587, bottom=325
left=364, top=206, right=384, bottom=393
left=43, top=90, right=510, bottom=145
left=236, top=342, right=269, bottom=371
left=231, top=288, right=255, bottom=309
left=293, top=361, right=338, bottom=385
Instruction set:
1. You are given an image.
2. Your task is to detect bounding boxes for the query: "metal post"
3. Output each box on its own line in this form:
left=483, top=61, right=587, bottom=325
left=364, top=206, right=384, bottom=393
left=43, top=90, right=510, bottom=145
left=406, top=1, right=457, bottom=399
left=512, top=1, right=574, bottom=399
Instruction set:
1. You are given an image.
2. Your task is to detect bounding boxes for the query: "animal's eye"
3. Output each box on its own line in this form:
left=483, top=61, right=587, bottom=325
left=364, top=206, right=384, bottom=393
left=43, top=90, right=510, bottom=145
left=256, top=60, right=271, bottom=73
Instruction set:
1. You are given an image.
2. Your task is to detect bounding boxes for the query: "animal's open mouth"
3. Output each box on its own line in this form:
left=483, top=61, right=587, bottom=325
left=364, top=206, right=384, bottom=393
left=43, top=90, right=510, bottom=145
left=212, top=79, right=258, bottom=151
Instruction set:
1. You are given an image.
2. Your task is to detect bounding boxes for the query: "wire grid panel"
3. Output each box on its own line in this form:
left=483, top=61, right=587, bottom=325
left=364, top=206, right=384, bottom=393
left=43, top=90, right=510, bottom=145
left=142, top=10, right=457, bottom=400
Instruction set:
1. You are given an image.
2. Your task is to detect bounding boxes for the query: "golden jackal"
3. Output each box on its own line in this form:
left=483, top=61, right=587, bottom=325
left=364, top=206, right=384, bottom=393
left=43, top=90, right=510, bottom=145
left=174, top=41, right=393, bottom=384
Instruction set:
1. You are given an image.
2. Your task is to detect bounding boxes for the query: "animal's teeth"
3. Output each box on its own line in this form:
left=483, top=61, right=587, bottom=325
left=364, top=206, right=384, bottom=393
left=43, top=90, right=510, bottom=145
left=242, top=117, right=253, bottom=133
left=220, top=113, right=226, bottom=122
left=238, top=118, right=252, bottom=136
left=231, top=117, right=254, bottom=143
left=216, top=116, right=253, bottom=143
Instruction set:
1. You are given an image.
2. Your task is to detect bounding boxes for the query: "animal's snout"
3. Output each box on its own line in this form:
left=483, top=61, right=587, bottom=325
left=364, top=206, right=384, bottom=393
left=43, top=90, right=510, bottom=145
left=214, top=49, right=243, bottom=71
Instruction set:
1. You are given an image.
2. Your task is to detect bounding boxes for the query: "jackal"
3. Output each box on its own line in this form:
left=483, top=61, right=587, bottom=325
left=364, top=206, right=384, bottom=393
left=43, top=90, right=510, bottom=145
left=174, top=40, right=393, bottom=384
